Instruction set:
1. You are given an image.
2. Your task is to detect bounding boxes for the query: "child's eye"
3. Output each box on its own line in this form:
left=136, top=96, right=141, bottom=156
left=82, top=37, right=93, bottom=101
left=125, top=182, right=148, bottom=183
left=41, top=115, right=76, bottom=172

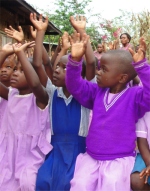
left=7, top=66, right=12, bottom=69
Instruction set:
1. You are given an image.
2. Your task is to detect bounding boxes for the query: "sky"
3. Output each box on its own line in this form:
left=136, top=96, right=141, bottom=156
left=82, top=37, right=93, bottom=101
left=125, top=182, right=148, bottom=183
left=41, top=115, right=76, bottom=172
left=26, top=0, right=150, bottom=20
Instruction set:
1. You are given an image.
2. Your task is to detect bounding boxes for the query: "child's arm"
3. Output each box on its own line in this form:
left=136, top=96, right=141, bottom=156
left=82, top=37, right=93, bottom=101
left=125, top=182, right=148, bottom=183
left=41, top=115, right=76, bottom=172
left=13, top=42, right=49, bottom=109
left=0, top=43, right=15, bottom=99
left=50, top=39, right=61, bottom=67
left=129, top=37, right=150, bottom=114
left=0, top=82, right=9, bottom=100
left=4, top=25, right=24, bottom=43
left=53, top=31, right=70, bottom=71
left=30, top=13, right=49, bottom=87
left=138, top=137, right=150, bottom=184
left=30, top=25, right=53, bottom=81
left=66, top=32, right=98, bottom=109
left=70, top=16, right=96, bottom=81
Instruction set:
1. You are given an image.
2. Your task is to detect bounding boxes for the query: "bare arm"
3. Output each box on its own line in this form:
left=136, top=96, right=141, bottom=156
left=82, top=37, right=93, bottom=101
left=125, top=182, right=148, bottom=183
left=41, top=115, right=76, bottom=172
left=50, top=39, right=61, bottom=67
left=138, top=137, right=150, bottom=183
left=0, top=82, right=9, bottom=100
left=30, top=13, right=49, bottom=87
left=70, top=16, right=96, bottom=81
left=13, top=42, right=48, bottom=109
left=53, top=31, right=70, bottom=71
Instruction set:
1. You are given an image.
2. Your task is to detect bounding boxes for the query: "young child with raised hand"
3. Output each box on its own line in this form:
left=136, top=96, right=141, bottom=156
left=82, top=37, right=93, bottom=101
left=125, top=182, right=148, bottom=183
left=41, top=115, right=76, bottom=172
left=29, top=12, right=90, bottom=191
left=70, top=15, right=96, bottom=81
left=0, top=55, right=16, bottom=129
left=66, top=34, right=150, bottom=191
left=0, top=41, right=52, bottom=190
left=131, top=112, right=150, bottom=190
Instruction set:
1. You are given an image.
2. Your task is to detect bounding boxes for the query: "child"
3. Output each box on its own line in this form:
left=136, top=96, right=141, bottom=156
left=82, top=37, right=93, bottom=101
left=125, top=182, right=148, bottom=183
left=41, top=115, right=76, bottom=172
left=0, top=56, right=16, bottom=129
left=94, top=43, right=104, bottom=60
left=131, top=112, right=150, bottom=190
left=65, top=33, right=150, bottom=191
left=0, top=41, right=52, bottom=190
left=120, top=32, right=134, bottom=51
left=28, top=13, right=91, bottom=191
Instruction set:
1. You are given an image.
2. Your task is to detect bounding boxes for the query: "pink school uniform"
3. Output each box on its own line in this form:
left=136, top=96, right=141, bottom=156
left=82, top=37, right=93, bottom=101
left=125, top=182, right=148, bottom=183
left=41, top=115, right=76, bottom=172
left=136, top=112, right=150, bottom=148
left=0, top=88, right=52, bottom=191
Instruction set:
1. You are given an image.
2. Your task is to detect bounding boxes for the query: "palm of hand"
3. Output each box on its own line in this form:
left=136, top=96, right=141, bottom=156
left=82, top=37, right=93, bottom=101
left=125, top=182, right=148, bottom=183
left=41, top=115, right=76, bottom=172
left=2, top=43, right=14, bottom=53
left=133, top=50, right=145, bottom=62
left=73, top=20, right=86, bottom=30
left=32, top=20, right=47, bottom=31
left=13, top=30, right=24, bottom=42
left=62, top=38, right=70, bottom=50
left=71, top=43, right=85, bottom=58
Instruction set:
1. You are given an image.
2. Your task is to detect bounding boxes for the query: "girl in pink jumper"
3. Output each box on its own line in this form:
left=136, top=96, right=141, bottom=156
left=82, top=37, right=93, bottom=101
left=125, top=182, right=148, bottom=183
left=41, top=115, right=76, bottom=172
left=0, top=56, right=16, bottom=129
left=0, top=42, right=52, bottom=190
left=131, top=112, right=150, bottom=190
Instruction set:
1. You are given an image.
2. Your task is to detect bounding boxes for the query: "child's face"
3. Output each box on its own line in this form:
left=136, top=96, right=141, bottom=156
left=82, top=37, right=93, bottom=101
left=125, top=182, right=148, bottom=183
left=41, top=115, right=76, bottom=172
left=53, top=62, right=66, bottom=87
left=96, top=55, right=122, bottom=88
left=120, top=34, right=129, bottom=45
left=97, top=44, right=103, bottom=53
left=0, top=60, right=15, bottom=83
left=10, top=62, right=29, bottom=90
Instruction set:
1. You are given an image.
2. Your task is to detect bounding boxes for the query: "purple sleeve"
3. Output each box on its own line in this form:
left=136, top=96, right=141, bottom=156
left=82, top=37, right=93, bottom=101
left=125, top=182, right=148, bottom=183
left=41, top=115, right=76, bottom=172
left=133, top=58, right=150, bottom=117
left=66, top=55, right=98, bottom=109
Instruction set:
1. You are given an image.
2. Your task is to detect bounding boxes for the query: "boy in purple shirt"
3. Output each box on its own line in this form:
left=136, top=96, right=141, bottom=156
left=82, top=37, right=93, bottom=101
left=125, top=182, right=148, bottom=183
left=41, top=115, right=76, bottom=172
left=66, top=33, right=150, bottom=191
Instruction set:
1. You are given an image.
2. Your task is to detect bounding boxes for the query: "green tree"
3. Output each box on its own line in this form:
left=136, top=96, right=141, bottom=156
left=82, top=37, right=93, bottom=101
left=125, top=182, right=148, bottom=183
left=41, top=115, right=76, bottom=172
left=46, top=0, right=92, bottom=34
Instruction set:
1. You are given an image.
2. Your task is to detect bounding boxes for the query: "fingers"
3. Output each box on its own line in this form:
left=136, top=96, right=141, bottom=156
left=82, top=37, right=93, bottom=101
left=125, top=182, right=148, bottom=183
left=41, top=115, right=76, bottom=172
left=18, top=26, right=23, bottom=33
left=33, top=12, right=37, bottom=20
left=128, top=48, right=135, bottom=57
left=9, top=25, right=15, bottom=31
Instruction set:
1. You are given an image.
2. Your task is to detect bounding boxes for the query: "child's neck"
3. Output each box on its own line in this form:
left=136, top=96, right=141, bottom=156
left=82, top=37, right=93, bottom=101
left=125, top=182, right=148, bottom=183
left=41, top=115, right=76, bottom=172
left=110, top=84, right=127, bottom=94
left=123, top=43, right=129, bottom=47
left=19, top=88, right=32, bottom=95
left=63, top=86, right=71, bottom=98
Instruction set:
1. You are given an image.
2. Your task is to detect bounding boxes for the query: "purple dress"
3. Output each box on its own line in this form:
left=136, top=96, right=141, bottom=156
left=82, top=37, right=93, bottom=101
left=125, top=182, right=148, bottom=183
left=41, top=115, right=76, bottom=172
left=0, top=88, right=52, bottom=191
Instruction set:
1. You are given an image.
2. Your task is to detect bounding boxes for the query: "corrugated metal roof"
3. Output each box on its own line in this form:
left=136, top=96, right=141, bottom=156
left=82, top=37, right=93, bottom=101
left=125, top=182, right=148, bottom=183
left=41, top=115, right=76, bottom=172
left=0, top=0, right=62, bottom=35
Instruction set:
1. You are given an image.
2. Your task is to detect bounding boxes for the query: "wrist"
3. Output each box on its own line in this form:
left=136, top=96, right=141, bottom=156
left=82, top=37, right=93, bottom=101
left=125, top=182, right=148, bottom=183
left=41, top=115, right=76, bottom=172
left=71, top=55, right=82, bottom=62
left=76, top=29, right=85, bottom=33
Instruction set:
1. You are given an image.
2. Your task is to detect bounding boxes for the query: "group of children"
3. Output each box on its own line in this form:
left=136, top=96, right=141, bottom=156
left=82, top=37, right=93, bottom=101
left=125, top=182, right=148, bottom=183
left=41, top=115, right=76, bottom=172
left=0, top=12, right=150, bottom=191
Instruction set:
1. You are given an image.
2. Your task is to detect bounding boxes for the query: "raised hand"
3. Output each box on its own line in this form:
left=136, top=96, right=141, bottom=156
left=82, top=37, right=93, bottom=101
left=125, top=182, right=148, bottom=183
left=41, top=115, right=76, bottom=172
left=4, top=26, right=24, bottom=43
left=12, top=41, right=35, bottom=53
left=30, top=13, right=48, bottom=31
left=70, top=15, right=86, bottom=32
left=2, top=42, right=15, bottom=55
left=69, top=32, right=89, bottom=61
left=30, top=26, right=37, bottom=40
left=140, top=165, right=150, bottom=184
left=108, top=41, right=114, bottom=50
left=61, top=31, right=71, bottom=51
left=129, top=37, right=146, bottom=62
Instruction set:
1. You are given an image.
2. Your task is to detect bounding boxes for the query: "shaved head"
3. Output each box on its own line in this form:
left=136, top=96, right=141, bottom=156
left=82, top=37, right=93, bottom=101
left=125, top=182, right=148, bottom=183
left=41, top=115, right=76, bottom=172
left=101, top=50, right=137, bottom=82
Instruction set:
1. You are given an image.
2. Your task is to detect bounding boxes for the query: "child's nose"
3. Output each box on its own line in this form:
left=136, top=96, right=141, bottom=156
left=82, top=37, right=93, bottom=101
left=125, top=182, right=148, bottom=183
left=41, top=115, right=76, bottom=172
left=1, top=67, right=7, bottom=72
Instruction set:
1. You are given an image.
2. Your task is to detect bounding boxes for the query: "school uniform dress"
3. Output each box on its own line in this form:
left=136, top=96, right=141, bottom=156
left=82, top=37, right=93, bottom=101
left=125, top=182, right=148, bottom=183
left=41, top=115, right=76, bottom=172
left=66, top=56, right=150, bottom=191
left=0, top=88, right=52, bottom=191
left=132, top=112, right=150, bottom=185
left=36, top=79, right=90, bottom=191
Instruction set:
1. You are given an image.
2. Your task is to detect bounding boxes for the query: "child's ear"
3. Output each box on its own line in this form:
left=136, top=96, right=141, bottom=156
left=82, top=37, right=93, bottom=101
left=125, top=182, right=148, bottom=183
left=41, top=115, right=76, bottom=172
left=119, top=74, right=128, bottom=84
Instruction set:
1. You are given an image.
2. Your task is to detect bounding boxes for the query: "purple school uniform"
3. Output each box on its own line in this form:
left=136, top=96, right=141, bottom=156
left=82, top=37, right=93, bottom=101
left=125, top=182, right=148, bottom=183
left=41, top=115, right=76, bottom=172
left=66, top=56, right=150, bottom=190
left=0, top=88, right=52, bottom=191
